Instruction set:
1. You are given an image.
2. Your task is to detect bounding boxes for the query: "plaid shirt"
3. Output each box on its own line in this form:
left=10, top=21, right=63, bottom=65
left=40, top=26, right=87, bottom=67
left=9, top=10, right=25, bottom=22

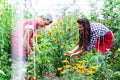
left=87, top=23, right=110, bottom=50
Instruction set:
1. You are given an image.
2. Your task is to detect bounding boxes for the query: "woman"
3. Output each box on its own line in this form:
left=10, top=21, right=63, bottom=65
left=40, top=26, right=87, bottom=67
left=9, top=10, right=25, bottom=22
left=11, top=13, right=53, bottom=61
left=65, top=18, right=113, bottom=57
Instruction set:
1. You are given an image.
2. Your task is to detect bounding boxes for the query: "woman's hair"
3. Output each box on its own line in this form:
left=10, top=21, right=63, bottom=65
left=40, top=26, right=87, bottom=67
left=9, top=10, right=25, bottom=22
left=77, top=18, right=91, bottom=50
left=42, top=13, right=53, bottom=23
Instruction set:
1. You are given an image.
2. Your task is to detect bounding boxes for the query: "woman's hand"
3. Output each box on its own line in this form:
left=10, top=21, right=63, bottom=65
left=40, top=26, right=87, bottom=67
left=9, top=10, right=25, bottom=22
left=64, top=51, right=73, bottom=57
left=65, top=49, right=85, bottom=57
left=71, top=52, right=81, bottom=57
left=64, top=52, right=79, bottom=57
left=28, top=46, right=32, bottom=54
left=72, top=49, right=85, bottom=57
left=24, top=28, right=33, bottom=54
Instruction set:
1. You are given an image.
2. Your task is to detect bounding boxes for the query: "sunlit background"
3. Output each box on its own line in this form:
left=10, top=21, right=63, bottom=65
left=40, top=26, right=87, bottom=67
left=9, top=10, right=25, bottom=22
left=8, top=0, right=104, bottom=21
left=1, top=0, right=120, bottom=80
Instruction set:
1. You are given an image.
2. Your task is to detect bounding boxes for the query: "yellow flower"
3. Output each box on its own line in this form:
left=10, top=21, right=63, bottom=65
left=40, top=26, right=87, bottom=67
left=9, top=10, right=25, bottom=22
left=52, top=38, right=56, bottom=41
left=34, top=34, right=41, bottom=38
left=90, top=66, right=97, bottom=70
left=79, top=60, right=88, bottom=63
left=58, top=19, right=63, bottom=24
left=76, top=70, right=82, bottom=73
left=76, top=65, right=85, bottom=69
left=57, top=67, right=62, bottom=71
left=64, top=65, right=72, bottom=68
left=86, top=70, right=93, bottom=75
left=76, top=64, right=85, bottom=69
left=47, top=30, right=52, bottom=35
left=61, top=46, right=64, bottom=49
left=56, top=40, right=60, bottom=42
left=60, top=71, right=65, bottom=74
left=67, top=26, right=72, bottom=31
left=52, top=22, right=58, bottom=27
left=76, top=64, right=81, bottom=67
left=73, top=20, right=77, bottom=24
left=62, top=60, right=68, bottom=63
left=83, top=60, right=88, bottom=63
left=57, top=30, right=62, bottom=34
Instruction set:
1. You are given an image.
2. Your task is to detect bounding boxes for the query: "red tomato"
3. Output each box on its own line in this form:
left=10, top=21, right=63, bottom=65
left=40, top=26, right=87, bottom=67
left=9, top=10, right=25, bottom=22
left=26, top=76, right=30, bottom=80
left=32, top=77, right=36, bottom=80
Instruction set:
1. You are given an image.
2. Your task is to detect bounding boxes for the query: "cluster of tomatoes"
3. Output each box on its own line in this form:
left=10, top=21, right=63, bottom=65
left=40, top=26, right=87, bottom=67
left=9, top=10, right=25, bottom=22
left=26, top=76, right=36, bottom=80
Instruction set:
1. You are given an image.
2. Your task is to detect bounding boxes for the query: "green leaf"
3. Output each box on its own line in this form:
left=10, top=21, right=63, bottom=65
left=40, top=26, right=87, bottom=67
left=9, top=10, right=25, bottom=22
left=115, top=1, right=120, bottom=5
left=117, top=48, right=120, bottom=52
left=0, top=70, right=6, bottom=76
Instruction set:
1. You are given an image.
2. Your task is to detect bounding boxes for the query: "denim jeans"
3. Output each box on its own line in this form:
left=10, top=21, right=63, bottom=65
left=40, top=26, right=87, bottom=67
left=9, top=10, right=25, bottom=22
left=98, top=39, right=114, bottom=63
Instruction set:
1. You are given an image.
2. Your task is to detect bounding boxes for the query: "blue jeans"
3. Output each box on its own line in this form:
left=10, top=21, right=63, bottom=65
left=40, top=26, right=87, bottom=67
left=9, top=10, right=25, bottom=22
left=98, top=40, right=114, bottom=63
left=98, top=54, right=106, bottom=63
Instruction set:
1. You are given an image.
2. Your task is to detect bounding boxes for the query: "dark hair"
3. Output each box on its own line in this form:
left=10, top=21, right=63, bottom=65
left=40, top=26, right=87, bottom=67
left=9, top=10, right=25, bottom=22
left=46, top=19, right=52, bottom=23
left=77, top=18, right=91, bottom=50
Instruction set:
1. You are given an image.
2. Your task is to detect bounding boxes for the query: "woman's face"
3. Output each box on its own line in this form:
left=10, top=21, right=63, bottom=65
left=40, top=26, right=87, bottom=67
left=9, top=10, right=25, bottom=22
left=40, top=20, right=50, bottom=28
left=77, top=23, right=84, bottom=31
left=38, top=17, right=51, bottom=28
